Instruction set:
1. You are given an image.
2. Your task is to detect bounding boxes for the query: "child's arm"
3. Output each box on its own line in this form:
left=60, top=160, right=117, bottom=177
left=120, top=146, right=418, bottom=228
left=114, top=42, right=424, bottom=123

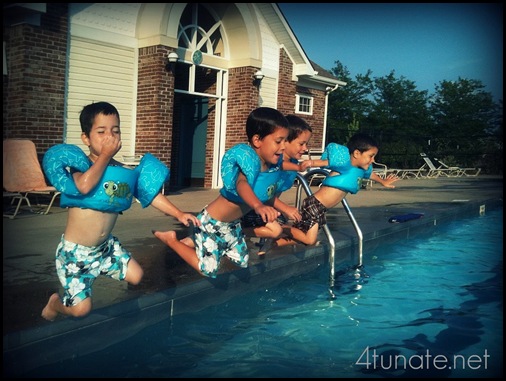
left=282, top=160, right=300, bottom=171
left=309, top=158, right=329, bottom=168
left=370, top=172, right=399, bottom=188
left=150, top=194, right=201, bottom=227
left=73, top=136, right=121, bottom=194
left=282, top=159, right=329, bottom=172
left=272, top=196, right=301, bottom=223
left=282, top=160, right=304, bottom=172
left=236, top=172, right=280, bottom=223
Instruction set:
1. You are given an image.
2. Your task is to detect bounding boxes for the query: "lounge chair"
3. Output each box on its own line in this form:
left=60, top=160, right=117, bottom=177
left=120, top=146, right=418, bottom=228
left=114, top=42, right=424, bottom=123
left=432, top=156, right=481, bottom=177
left=3, top=139, right=61, bottom=219
left=363, top=161, right=390, bottom=189
left=419, top=153, right=459, bottom=178
left=362, top=160, right=430, bottom=188
left=393, top=168, right=428, bottom=179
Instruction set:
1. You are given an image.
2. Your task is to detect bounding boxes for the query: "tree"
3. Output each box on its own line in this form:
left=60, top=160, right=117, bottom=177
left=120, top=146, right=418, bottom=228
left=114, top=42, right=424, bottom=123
left=326, top=61, right=374, bottom=144
left=365, top=71, right=432, bottom=167
left=326, top=63, right=503, bottom=173
left=429, top=78, right=500, bottom=168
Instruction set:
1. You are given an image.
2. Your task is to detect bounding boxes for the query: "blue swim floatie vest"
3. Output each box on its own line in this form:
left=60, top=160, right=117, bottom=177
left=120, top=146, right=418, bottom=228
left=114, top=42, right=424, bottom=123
left=43, top=144, right=169, bottom=212
left=320, top=143, right=373, bottom=194
left=220, top=143, right=282, bottom=203
left=277, top=157, right=299, bottom=193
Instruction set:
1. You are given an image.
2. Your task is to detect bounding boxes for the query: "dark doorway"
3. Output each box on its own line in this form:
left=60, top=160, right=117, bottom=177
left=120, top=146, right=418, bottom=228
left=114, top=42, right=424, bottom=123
left=172, top=94, right=208, bottom=188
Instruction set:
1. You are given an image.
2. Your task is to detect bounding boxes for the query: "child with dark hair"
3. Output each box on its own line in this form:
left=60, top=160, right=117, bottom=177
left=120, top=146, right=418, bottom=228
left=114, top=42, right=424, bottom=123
left=41, top=101, right=199, bottom=321
left=153, top=107, right=290, bottom=276
left=274, top=132, right=399, bottom=249
left=242, top=114, right=314, bottom=255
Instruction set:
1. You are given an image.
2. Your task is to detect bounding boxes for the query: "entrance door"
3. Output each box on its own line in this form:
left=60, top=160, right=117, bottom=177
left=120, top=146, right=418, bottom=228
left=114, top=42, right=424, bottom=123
left=176, top=95, right=208, bottom=187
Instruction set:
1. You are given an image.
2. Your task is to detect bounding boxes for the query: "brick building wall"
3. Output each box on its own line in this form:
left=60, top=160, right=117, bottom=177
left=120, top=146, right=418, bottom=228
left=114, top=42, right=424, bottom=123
left=2, top=3, right=68, bottom=155
left=277, top=48, right=326, bottom=151
left=136, top=46, right=175, bottom=165
left=308, top=90, right=326, bottom=150
left=203, top=97, right=216, bottom=188
left=277, top=48, right=297, bottom=117
left=224, top=67, right=261, bottom=150
left=3, top=5, right=331, bottom=189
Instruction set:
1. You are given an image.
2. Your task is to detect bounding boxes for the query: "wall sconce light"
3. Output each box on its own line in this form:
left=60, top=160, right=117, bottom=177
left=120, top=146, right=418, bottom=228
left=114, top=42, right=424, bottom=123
left=253, top=70, right=265, bottom=87
left=165, top=51, right=179, bottom=73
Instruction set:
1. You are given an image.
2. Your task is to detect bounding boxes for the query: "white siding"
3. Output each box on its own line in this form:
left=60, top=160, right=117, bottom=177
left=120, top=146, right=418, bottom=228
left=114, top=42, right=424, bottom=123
left=257, top=10, right=279, bottom=108
left=258, top=77, right=277, bottom=109
left=258, top=12, right=279, bottom=73
left=66, top=37, right=137, bottom=158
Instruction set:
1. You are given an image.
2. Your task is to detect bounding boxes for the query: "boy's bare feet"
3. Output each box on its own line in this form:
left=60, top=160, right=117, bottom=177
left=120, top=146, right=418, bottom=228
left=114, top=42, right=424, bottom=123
left=41, top=293, right=60, bottom=321
left=257, top=238, right=274, bottom=256
left=180, top=237, right=195, bottom=248
left=152, top=230, right=178, bottom=246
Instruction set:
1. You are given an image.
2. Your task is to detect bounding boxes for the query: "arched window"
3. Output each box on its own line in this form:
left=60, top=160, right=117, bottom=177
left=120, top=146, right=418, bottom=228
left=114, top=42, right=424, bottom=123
left=179, top=4, right=224, bottom=59
left=174, top=4, right=225, bottom=96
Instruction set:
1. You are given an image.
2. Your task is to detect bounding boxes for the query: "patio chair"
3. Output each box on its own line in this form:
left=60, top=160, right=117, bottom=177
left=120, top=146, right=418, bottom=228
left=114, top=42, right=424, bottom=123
left=362, top=161, right=389, bottom=189
left=432, top=156, right=481, bottom=177
left=362, top=160, right=428, bottom=188
left=3, top=139, right=61, bottom=219
left=393, top=166, right=428, bottom=179
left=419, top=153, right=458, bottom=178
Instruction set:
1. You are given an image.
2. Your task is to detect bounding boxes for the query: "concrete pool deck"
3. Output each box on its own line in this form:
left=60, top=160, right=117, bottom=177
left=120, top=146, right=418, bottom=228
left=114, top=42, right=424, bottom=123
left=3, top=175, right=503, bottom=375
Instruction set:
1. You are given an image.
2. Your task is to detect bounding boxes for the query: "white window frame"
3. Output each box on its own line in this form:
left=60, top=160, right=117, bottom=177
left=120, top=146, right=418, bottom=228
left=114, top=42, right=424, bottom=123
left=296, top=94, right=313, bottom=115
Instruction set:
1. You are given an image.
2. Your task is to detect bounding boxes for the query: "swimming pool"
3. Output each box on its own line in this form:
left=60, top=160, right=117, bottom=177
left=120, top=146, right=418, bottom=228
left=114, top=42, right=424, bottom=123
left=18, top=208, right=502, bottom=377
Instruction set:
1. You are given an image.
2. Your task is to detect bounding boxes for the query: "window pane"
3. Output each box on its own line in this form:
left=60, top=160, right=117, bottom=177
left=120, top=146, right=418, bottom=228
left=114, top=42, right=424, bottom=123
left=174, top=62, right=190, bottom=91
left=195, top=66, right=218, bottom=95
left=297, top=95, right=312, bottom=114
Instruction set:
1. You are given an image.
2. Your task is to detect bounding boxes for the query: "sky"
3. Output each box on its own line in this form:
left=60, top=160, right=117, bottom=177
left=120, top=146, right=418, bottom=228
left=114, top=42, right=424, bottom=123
left=278, top=3, right=503, bottom=102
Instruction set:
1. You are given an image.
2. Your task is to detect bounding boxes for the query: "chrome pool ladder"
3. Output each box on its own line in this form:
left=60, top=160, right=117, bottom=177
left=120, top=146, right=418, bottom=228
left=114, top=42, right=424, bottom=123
left=295, top=169, right=364, bottom=299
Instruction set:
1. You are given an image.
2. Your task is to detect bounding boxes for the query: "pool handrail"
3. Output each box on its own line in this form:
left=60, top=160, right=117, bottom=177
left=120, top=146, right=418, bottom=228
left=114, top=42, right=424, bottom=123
left=295, top=169, right=364, bottom=299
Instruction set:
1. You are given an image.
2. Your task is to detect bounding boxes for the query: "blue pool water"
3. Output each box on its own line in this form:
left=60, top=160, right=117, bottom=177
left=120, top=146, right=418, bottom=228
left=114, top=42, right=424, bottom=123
left=25, top=209, right=503, bottom=378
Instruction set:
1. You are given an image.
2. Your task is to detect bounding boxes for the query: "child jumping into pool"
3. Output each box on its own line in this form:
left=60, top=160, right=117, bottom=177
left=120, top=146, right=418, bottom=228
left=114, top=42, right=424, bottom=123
left=272, top=132, right=399, bottom=249
left=41, top=101, right=200, bottom=321
left=153, top=107, right=289, bottom=277
left=241, top=114, right=313, bottom=255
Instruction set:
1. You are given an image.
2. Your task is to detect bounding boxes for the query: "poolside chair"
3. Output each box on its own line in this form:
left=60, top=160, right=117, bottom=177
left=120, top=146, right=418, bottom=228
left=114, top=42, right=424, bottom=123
left=432, top=156, right=481, bottom=177
left=419, top=153, right=458, bottom=178
left=363, top=160, right=430, bottom=188
left=393, top=166, right=428, bottom=179
left=362, top=161, right=389, bottom=189
left=3, top=139, right=61, bottom=219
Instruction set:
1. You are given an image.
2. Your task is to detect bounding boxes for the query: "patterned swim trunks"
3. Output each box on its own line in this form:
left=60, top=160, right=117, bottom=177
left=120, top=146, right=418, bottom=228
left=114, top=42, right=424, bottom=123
left=194, top=208, right=249, bottom=278
left=55, top=234, right=131, bottom=306
left=293, top=194, right=327, bottom=233
left=241, top=209, right=288, bottom=228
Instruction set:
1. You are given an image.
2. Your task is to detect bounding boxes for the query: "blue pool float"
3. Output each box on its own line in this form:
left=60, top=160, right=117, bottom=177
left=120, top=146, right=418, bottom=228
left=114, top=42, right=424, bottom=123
left=43, top=144, right=169, bottom=212
left=220, top=143, right=283, bottom=203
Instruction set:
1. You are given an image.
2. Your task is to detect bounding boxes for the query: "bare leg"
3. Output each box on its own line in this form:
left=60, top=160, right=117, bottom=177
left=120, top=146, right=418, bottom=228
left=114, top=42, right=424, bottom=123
left=243, top=221, right=282, bottom=240
left=124, top=257, right=143, bottom=285
left=275, top=224, right=320, bottom=247
left=43, top=256, right=143, bottom=322
left=181, top=236, right=195, bottom=248
left=41, top=293, right=61, bottom=321
left=153, top=230, right=202, bottom=274
left=254, top=222, right=282, bottom=239
left=42, top=293, right=92, bottom=321
left=275, top=236, right=298, bottom=248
